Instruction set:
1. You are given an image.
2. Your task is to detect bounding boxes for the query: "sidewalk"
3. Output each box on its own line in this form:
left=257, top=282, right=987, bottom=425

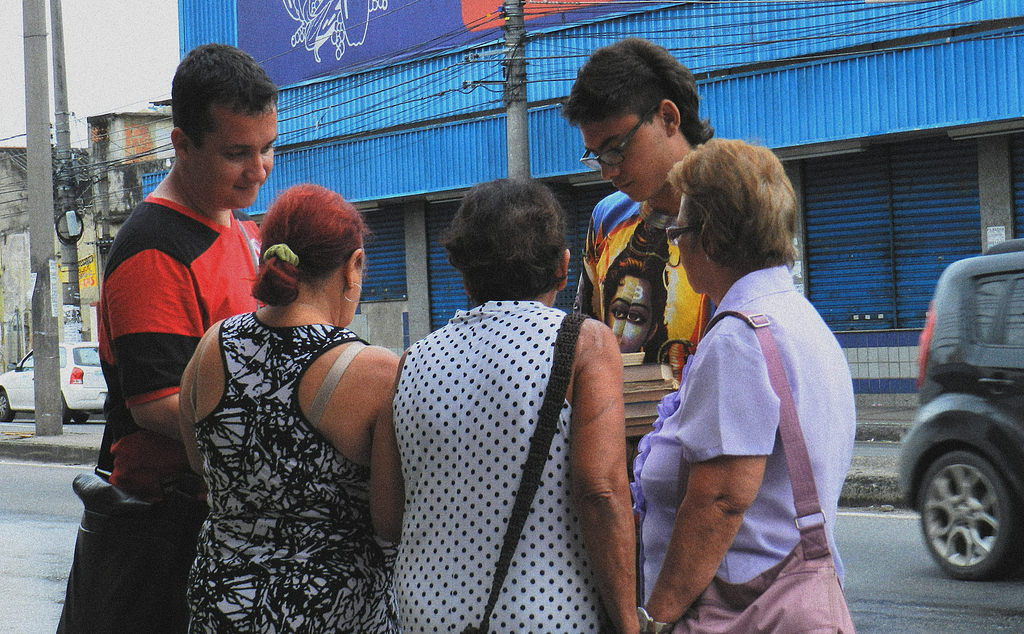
left=0, top=421, right=102, bottom=466
left=844, top=405, right=914, bottom=509
left=0, top=405, right=917, bottom=508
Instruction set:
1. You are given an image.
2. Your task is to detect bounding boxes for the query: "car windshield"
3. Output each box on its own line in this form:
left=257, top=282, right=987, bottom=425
left=18, top=351, right=57, bottom=369
left=20, top=347, right=100, bottom=369
left=73, top=347, right=101, bottom=367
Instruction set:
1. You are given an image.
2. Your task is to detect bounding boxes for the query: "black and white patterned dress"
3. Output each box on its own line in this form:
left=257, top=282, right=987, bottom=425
left=187, top=312, right=397, bottom=634
left=391, top=301, right=609, bottom=633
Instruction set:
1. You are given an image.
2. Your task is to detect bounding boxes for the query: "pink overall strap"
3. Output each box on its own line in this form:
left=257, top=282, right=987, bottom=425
left=706, top=310, right=829, bottom=558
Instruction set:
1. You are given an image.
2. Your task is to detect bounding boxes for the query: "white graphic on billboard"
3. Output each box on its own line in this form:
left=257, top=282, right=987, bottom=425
left=285, top=0, right=386, bottom=63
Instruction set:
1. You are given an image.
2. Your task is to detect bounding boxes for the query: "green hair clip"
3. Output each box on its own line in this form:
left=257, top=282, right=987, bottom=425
left=263, top=243, right=299, bottom=267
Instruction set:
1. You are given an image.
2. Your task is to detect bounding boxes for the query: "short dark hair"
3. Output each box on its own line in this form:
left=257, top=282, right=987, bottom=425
left=253, top=184, right=367, bottom=306
left=443, top=179, right=568, bottom=304
left=562, top=38, right=713, bottom=147
left=172, top=43, right=278, bottom=147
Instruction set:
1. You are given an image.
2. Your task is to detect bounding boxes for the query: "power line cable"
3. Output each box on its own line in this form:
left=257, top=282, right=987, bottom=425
left=0, top=0, right=1002, bottom=210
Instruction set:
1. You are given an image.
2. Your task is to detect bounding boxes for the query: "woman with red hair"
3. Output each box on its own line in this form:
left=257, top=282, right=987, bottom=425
left=179, top=183, right=399, bottom=633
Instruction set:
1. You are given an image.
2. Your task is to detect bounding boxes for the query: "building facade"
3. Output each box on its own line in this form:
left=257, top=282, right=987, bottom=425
left=157, top=0, right=1024, bottom=402
left=0, top=109, right=172, bottom=370
left=0, top=147, right=31, bottom=370
left=85, top=108, right=175, bottom=341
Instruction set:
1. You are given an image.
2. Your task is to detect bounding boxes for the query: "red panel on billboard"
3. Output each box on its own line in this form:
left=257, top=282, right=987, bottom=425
left=461, top=0, right=617, bottom=31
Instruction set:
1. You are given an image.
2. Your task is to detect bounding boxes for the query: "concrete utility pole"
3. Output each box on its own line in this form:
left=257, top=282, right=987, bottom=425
left=24, top=0, right=63, bottom=436
left=503, top=0, right=530, bottom=179
left=51, top=0, right=83, bottom=343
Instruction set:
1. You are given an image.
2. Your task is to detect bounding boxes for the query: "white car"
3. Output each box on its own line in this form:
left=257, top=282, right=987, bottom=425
left=0, top=342, right=107, bottom=424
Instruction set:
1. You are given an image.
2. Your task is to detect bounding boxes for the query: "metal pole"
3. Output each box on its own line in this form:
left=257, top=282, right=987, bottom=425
left=24, top=0, right=63, bottom=435
left=51, top=0, right=82, bottom=343
left=503, top=0, right=530, bottom=179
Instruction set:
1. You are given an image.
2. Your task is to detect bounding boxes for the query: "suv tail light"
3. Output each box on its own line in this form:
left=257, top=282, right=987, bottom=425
left=69, top=367, right=84, bottom=385
left=917, top=302, right=936, bottom=389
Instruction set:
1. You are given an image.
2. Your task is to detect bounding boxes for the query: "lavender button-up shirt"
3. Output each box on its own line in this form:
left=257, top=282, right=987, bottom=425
left=633, top=266, right=856, bottom=598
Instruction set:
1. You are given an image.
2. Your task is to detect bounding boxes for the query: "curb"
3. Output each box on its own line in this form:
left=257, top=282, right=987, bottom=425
left=840, top=474, right=905, bottom=509
left=2, top=442, right=910, bottom=509
left=845, top=421, right=910, bottom=508
left=855, top=423, right=909, bottom=443
left=841, top=440, right=907, bottom=509
left=0, top=439, right=98, bottom=466
left=3, top=420, right=915, bottom=509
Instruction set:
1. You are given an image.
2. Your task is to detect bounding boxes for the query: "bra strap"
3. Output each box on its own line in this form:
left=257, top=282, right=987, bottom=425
left=308, top=342, right=367, bottom=428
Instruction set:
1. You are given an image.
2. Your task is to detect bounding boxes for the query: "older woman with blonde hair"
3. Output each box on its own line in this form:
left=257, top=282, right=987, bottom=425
left=632, top=139, right=856, bottom=633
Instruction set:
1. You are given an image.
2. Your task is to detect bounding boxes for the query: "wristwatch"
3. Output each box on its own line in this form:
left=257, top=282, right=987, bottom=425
left=637, top=606, right=674, bottom=634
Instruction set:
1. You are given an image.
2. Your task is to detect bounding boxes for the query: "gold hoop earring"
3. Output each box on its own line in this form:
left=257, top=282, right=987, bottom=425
left=344, top=283, right=362, bottom=303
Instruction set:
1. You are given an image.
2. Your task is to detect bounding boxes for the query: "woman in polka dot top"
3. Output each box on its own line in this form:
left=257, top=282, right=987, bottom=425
left=372, top=178, right=639, bottom=634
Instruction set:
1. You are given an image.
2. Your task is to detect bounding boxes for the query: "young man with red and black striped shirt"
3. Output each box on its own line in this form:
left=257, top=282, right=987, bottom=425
left=59, top=43, right=277, bottom=634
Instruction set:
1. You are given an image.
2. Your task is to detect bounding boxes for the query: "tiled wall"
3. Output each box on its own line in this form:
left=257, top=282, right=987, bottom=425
left=835, top=331, right=921, bottom=396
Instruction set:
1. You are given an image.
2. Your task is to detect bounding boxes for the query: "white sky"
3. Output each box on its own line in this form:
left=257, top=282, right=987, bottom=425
left=0, top=0, right=180, bottom=147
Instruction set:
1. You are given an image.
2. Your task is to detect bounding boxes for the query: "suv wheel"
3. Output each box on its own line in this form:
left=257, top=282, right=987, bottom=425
left=0, top=389, right=13, bottom=422
left=918, top=450, right=1023, bottom=580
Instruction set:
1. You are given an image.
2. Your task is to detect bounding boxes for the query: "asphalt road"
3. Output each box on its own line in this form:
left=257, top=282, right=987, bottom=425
left=837, top=509, right=1024, bottom=633
left=3, top=460, right=1024, bottom=633
left=0, top=461, right=82, bottom=634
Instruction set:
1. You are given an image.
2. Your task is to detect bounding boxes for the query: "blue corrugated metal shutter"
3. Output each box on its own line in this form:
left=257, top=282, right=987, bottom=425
left=1012, top=134, right=1024, bottom=235
left=805, top=137, right=979, bottom=331
left=890, top=137, right=979, bottom=328
left=427, top=199, right=469, bottom=331
left=805, top=148, right=894, bottom=330
left=142, top=171, right=167, bottom=198
left=179, top=0, right=237, bottom=56
left=361, top=206, right=406, bottom=302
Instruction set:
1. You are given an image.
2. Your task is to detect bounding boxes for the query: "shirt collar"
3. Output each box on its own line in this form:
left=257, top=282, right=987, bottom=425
left=717, top=265, right=796, bottom=313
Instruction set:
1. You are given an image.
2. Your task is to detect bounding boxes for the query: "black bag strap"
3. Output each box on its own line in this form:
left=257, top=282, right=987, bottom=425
left=462, top=311, right=586, bottom=634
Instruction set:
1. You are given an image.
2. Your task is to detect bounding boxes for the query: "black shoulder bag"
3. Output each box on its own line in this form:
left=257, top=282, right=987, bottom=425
left=461, top=312, right=586, bottom=634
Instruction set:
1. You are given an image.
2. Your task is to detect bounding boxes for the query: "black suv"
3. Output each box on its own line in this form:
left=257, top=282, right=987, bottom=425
left=899, top=239, right=1024, bottom=581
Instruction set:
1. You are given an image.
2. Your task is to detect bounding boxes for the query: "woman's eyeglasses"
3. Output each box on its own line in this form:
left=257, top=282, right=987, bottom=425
left=666, top=225, right=698, bottom=246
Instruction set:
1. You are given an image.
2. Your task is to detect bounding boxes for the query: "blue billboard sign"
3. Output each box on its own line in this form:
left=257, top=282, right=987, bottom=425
left=238, top=0, right=631, bottom=87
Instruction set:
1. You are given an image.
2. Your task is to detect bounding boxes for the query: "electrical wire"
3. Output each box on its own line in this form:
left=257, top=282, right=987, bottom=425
left=0, top=0, right=1005, bottom=211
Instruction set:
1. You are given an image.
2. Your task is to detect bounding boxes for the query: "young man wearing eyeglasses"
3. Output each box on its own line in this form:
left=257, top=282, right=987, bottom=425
left=562, top=38, right=714, bottom=376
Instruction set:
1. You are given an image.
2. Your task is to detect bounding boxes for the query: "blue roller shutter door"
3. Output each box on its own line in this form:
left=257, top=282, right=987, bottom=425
left=890, top=137, right=979, bottom=328
left=554, top=183, right=616, bottom=313
left=804, top=137, right=979, bottom=331
left=1012, top=134, right=1024, bottom=235
left=804, top=148, right=894, bottom=330
left=427, top=199, right=469, bottom=331
left=361, top=206, right=407, bottom=302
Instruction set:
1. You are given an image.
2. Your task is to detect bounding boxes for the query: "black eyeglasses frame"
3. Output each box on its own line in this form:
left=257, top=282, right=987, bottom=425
left=579, top=105, right=660, bottom=171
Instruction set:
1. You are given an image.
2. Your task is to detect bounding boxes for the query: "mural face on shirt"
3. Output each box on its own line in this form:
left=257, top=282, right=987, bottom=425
left=608, top=274, right=657, bottom=353
left=601, top=221, right=671, bottom=361
left=594, top=215, right=709, bottom=379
